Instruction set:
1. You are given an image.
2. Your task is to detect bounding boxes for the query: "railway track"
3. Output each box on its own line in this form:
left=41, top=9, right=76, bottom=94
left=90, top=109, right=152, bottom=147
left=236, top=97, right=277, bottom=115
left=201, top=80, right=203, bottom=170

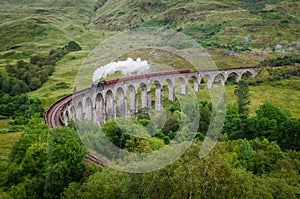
left=45, top=94, right=71, bottom=128
left=45, top=90, right=108, bottom=166
left=45, top=66, right=299, bottom=167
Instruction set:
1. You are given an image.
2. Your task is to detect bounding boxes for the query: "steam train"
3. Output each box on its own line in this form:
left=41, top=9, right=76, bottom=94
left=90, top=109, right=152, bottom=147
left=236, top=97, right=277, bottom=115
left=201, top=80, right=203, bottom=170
left=93, top=69, right=191, bottom=88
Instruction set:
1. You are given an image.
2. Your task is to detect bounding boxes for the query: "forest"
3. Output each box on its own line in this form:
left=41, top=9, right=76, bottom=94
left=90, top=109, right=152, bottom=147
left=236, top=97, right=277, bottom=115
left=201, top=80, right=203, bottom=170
left=1, top=74, right=300, bottom=198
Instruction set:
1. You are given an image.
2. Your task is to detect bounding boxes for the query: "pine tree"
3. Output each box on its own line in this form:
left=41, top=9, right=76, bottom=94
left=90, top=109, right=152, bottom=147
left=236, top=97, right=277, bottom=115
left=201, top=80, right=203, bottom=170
left=234, top=79, right=250, bottom=118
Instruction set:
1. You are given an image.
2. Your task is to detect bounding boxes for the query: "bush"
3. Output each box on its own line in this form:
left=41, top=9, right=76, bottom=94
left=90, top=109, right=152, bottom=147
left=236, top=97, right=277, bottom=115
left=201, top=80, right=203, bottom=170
left=50, top=82, right=70, bottom=90
left=260, top=56, right=300, bottom=67
left=64, top=41, right=82, bottom=52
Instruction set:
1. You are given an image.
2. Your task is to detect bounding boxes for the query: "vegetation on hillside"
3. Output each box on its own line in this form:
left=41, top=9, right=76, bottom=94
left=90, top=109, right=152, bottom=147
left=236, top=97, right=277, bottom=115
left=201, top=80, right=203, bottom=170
left=260, top=55, right=300, bottom=67
left=0, top=42, right=81, bottom=127
left=94, top=0, right=299, bottom=49
left=0, top=116, right=100, bottom=199
left=1, top=41, right=81, bottom=95
left=0, top=0, right=300, bottom=198
left=1, top=82, right=300, bottom=197
left=61, top=139, right=300, bottom=198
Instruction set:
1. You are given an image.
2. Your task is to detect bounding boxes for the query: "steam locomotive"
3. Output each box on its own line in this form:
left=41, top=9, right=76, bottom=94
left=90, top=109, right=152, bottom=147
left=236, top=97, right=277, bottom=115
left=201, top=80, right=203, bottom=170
left=93, top=69, right=191, bottom=87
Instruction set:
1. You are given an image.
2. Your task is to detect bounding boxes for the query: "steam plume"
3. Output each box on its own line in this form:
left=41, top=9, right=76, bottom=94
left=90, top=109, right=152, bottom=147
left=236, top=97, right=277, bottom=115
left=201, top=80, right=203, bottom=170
left=92, top=58, right=151, bottom=82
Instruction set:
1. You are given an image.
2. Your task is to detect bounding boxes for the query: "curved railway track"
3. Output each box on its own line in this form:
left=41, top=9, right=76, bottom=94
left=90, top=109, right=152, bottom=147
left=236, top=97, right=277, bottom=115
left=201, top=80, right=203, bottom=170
left=45, top=69, right=194, bottom=129
left=45, top=89, right=108, bottom=166
left=44, top=70, right=195, bottom=166
left=45, top=94, right=71, bottom=128
left=45, top=66, right=298, bottom=166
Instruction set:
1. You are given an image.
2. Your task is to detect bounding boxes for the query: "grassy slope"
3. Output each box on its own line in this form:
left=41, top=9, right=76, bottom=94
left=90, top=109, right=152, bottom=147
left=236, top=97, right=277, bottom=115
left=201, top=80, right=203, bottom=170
left=0, top=0, right=109, bottom=66
left=0, top=132, right=21, bottom=168
left=196, top=78, right=300, bottom=118
left=0, top=1, right=300, bottom=183
left=0, top=0, right=299, bottom=111
left=0, top=0, right=113, bottom=106
left=93, top=0, right=300, bottom=68
left=28, top=51, right=89, bottom=107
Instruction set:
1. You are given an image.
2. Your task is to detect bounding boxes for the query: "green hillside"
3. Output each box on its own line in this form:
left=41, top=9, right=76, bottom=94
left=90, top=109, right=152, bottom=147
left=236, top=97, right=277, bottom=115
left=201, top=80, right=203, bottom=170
left=0, top=0, right=109, bottom=66
left=92, top=0, right=300, bottom=67
left=0, top=0, right=299, bottom=115
left=0, top=0, right=299, bottom=68
left=1, top=1, right=300, bottom=198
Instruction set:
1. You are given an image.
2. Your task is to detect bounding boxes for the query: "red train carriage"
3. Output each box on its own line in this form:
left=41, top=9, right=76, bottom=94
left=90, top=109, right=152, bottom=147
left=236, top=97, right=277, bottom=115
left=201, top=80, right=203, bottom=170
left=93, top=69, right=191, bottom=86
left=105, top=78, right=120, bottom=85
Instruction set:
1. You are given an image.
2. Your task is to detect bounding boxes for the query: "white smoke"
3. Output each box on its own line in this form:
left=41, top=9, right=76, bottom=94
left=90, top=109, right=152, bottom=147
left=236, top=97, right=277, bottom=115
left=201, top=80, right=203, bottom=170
left=92, top=57, right=151, bottom=82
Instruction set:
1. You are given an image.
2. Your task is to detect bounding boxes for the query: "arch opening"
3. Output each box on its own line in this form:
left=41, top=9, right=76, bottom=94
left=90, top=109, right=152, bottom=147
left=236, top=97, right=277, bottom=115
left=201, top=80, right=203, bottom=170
left=200, top=74, right=212, bottom=89
left=116, top=87, right=126, bottom=117
left=188, top=75, right=200, bottom=92
left=226, top=72, right=238, bottom=85
left=212, top=74, right=225, bottom=87
left=163, top=79, right=174, bottom=102
left=105, top=90, right=115, bottom=119
left=96, top=93, right=105, bottom=124
left=85, top=97, right=93, bottom=121
left=241, top=71, right=252, bottom=80
left=127, top=85, right=137, bottom=117
left=175, top=77, right=187, bottom=96
left=76, top=101, right=83, bottom=120
left=70, top=105, right=76, bottom=120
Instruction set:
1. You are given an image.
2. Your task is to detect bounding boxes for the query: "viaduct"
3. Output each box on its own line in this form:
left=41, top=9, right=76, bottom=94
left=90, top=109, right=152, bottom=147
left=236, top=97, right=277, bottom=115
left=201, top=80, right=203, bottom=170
left=45, top=67, right=262, bottom=128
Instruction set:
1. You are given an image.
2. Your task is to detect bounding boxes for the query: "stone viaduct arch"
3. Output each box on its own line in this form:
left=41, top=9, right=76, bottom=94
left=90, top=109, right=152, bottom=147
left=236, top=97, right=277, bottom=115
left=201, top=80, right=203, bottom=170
left=61, top=67, right=262, bottom=124
left=105, top=90, right=114, bottom=119
left=95, top=93, right=105, bottom=124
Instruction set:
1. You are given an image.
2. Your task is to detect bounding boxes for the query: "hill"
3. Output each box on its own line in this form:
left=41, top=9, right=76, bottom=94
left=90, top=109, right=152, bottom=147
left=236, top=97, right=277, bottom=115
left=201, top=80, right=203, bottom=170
left=1, top=1, right=300, bottom=198
left=0, top=0, right=299, bottom=113
left=92, top=0, right=300, bottom=67
left=0, top=0, right=109, bottom=67
left=0, top=0, right=299, bottom=68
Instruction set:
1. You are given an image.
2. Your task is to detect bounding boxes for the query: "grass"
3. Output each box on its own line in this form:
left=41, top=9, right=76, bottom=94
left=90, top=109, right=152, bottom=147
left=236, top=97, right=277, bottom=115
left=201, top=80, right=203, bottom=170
left=0, top=119, right=9, bottom=130
left=0, top=132, right=21, bottom=169
left=0, top=119, right=21, bottom=170
left=195, top=77, right=300, bottom=118
left=0, top=0, right=111, bottom=68
left=28, top=51, right=89, bottom=108
left=94, top=0, right=300, bottom=54
left=0, top=1, right=299, bottom=197
left=1, top=0, right=300, bottom=115
left=0, top=129, right=21, bottom=198
left=117, top=48, right=195, bottom=71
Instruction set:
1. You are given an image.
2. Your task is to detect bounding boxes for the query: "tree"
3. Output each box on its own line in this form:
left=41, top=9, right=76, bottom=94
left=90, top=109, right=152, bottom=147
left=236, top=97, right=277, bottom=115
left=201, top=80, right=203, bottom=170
left=101, top=119, right=129, bottom=148
left=198, top=101, right=212, bottom=134
left=244, top=103, right=289, bottom=141
left=137, top=107, right=150, bottom=120
left=65, top=41, right=82, bottom=52
left=161, top=112, right=179, bottom=135
left=29, top=77, right=41, bottom=90
left=37, top=69, right=49, bottom=83
left=256, top=102, right=288, bottom=124
left=61, top=140, right=300, bottom=198
left=278, top=118, right=300, bottom=151
left=222, top=104, right=243, bottom=139
left=234, top=79, right=250, bottom=118
left=9, top=115, right=49, bottom=163
left=44, top=161, right=71, bottom=199
left=2, top=116, right=91, bottom=198
left=11, top=80, right=29, bottom=96
left=30, top=55, right=47, bottom=67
